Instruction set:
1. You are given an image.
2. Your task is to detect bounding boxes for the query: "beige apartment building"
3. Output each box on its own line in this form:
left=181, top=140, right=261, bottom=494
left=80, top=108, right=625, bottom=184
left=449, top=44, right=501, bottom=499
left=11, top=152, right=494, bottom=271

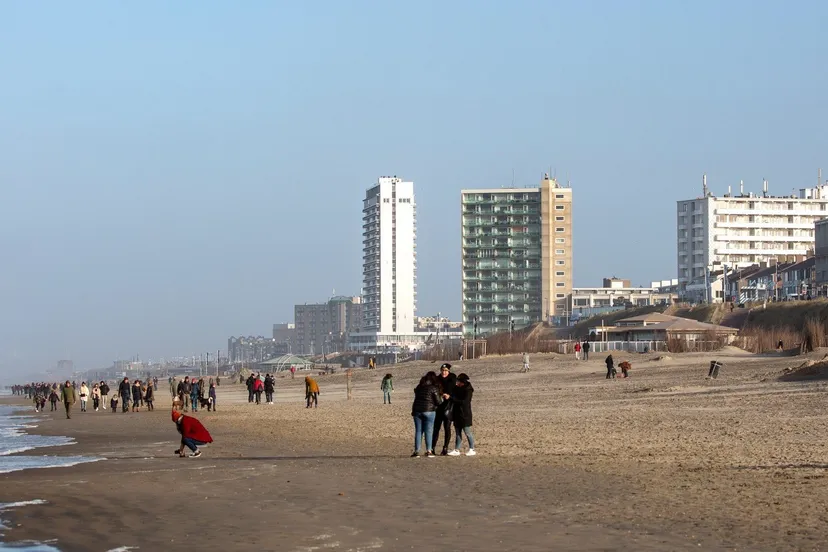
left=461, top=174, right=572, bottom=335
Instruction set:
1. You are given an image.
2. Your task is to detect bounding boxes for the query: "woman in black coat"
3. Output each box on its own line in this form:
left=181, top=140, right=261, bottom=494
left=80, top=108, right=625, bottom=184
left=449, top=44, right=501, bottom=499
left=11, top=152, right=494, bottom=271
left=448, top=373, right=476, bottom=456
left=411, top=371, right=441, bottom=458
left=605, top=355, right=615, bottom=379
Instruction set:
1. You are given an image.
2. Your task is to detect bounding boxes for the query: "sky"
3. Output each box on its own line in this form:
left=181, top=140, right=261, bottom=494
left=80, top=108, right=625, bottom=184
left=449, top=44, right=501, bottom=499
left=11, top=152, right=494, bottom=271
left=1, top=0, right=827, bottom=379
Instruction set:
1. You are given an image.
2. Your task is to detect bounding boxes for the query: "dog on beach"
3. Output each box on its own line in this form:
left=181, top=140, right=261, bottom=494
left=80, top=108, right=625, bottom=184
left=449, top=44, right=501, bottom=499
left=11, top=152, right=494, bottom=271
left=198, top=397, right=213, bottom=409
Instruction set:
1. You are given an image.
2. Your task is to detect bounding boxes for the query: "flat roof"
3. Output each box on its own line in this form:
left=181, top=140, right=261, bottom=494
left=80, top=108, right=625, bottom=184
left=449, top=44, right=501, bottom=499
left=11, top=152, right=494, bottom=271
left=461, top=188, right=540, bottom=194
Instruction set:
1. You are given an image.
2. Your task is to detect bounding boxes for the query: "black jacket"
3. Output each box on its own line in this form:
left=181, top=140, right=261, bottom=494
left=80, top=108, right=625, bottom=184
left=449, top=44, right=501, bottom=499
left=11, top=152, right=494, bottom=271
left=145, top=386, right=153, bottom=400
left=437, top=373, right=457, bottom=397
left=119, top=381, right=131, bottom=397
left=264, top=377, right=275, bottom=393
left=411, top=384, right=440, bottom=414
left=100, top=383, right=110, bottom=395
left=451, top=383, right=474, bottom=427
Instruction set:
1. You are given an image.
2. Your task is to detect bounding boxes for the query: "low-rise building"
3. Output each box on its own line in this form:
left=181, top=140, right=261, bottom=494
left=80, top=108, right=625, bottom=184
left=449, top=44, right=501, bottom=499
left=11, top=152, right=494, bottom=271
left=568, top=278, right=678, bottom=322
left=590, top=313, right=738, bottom=343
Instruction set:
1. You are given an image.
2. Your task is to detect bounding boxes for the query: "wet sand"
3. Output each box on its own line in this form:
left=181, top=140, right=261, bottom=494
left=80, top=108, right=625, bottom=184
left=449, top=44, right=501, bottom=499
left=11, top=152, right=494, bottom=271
left=2, top=350, right=828, bottom=551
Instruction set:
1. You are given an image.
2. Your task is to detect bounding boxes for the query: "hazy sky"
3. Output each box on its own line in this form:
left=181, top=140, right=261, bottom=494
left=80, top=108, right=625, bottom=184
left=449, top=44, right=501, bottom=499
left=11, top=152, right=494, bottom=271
left=1, top=1, right=827, bottom=378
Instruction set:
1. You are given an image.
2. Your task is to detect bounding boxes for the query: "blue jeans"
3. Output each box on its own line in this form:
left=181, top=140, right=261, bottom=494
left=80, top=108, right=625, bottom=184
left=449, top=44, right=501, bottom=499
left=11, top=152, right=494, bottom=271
left=191, top=394, right=199, bottom=411
left=413, top=411, right=436, bottom=453
left=182, top=437, right=206, bottom=452
left=383, top=390, right=392, bottom=404
left=454, top=425, right=475, bottom=450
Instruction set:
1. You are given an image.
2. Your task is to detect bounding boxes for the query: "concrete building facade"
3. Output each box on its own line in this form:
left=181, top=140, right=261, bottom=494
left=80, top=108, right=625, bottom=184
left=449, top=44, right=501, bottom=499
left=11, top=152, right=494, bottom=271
left=461, top=174, right=572, bottom=335
left=815, top=218, right=828, bottom=294
left=294, top=296, right=362, bottom=355
left=678, top=175, right=828, bottom=297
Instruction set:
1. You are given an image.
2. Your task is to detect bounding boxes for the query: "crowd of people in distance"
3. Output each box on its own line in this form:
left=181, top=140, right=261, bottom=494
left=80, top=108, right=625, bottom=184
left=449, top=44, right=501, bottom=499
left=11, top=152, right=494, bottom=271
left=170, top=376, right=218, bottom=412
left=244, top=373, right=275, bottom=405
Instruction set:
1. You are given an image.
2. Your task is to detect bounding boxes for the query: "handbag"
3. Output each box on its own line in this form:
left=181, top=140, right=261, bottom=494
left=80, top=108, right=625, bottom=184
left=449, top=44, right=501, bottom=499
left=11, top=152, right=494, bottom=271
left=441, top=399, right=454, bottom=421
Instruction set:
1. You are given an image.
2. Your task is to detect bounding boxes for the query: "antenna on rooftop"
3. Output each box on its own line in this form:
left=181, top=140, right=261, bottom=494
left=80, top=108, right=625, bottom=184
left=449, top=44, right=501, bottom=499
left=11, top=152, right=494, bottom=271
left=511, top=168, right=515, bottom=187
left=740, top=179, right=744, bottom=195
left=702, top=174, right=708, bottom=197
left=763, top=178, right=768, bottom=197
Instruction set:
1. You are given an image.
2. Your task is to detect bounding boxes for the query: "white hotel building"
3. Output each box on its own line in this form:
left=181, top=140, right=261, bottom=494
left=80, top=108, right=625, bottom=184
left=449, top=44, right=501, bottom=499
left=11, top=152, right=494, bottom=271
left=677, top=175, right=828, bottom=298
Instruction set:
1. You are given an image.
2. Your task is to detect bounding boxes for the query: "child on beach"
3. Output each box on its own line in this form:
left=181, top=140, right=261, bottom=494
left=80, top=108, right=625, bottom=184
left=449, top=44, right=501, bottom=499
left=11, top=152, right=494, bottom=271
left=110, top=394, right=119, bottom=413
left=171, top=409, right=213, bottom=458
left=381, top=373, right=394, bottom=404
left=49, top=390, right=59, bottom=412
left=448, top=373, right=476, bottom=456
left=208, top=382, right=217, bottom=411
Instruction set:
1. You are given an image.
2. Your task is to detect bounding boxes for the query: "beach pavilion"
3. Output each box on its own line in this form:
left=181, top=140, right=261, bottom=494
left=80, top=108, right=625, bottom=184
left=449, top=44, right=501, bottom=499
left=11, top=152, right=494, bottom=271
left=256, top=354, right=316, bottom=373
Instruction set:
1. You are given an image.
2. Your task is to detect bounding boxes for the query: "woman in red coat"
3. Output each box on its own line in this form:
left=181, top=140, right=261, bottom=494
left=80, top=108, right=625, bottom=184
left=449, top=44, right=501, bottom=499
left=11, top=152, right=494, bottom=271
left=172, top=409, right=213, bottom=457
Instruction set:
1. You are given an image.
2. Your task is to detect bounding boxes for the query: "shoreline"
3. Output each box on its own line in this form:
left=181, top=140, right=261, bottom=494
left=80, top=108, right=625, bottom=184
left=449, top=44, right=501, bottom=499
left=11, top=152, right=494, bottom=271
left=0, top=352, right=827, bottom=550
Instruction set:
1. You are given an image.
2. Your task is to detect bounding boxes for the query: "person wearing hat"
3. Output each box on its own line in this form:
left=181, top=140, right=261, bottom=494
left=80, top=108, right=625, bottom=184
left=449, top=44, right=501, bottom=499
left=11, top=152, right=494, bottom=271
left=171, top=409, right=213, bottom=458
left=447, top=373, right=476, bottom=456
left=432, top=363, right=457, bottom=456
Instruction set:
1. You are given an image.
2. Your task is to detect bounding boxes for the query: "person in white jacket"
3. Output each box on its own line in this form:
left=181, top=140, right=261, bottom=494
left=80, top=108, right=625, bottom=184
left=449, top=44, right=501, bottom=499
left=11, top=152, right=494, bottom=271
left=79, top=383, right=90, bottom=412
left=91, top=383, right=102, bottom=412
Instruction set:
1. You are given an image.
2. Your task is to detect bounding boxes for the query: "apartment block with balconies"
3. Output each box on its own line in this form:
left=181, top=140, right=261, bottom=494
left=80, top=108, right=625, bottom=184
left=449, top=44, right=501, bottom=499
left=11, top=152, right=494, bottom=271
left=461, top=174, right=572, bottom=335
left=678, top=176, right=828, bottom=297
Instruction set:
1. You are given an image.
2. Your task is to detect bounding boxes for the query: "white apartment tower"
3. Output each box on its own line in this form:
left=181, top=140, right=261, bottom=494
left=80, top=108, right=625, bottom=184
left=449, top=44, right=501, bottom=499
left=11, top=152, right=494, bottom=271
left=362, top=176, right=417, bottom=334
left=677, top=174, right=828, bottom=294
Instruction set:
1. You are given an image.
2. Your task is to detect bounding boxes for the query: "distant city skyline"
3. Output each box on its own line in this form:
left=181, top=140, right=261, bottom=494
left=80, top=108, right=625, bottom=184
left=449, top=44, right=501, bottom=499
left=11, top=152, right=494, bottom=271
left=2, top=2, right=827, bottom=379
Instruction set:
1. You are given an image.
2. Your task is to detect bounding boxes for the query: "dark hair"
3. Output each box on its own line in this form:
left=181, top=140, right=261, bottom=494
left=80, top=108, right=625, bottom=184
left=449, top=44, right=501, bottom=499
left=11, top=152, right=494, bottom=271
left=383, top=373, right=393, bottom=379
left=419, top=371, right=439, bottom=387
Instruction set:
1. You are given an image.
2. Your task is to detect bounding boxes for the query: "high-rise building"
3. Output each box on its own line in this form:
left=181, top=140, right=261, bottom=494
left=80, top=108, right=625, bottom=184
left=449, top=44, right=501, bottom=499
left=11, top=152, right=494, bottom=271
left=361, top=176, right=417, bottom=334
left=677, top=175, right=828, bottom=296
left=461, top=174, right=573, bottom=335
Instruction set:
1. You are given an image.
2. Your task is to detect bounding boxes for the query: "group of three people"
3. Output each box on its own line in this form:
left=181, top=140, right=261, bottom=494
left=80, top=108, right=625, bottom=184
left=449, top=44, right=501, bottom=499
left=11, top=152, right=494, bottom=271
left=411, top=363, right=475, bottom=458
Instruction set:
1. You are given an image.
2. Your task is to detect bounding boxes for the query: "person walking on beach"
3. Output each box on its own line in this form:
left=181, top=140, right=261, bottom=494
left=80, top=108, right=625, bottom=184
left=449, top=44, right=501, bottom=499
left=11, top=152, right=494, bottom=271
left=100, top=380, right=109, bottom=410
left=49, top=389, right=59, bottom=412
left=574, top=342, right=582, bottom=361
left=264, top=374, right=275, bottom=405
left=190, top=378, right=201, bottom=412
left=605, top=354, right=616, bottom=379
left=119, top=377, right=131, bottom=413
left=62, top=380, right=76, bottom=419
left=169, top=376, right=177, bottom=398
left=110, top=393, right=119, bottom=413
left=381, top=373, right=394, bottom=404
left=145, top=381, right=154, bottom=411
left=178, top=377, right=191, bottom=412
left=33, top=390, right=45, bottom=412
left=447, top=373, right=476, bottom=456
left=246, top=374, right=255, bottom=403
left=582, top=341, right=590, bottom=361
left=208, top=382, right=217, bottom=411
left=132, top=380, right=142, bottom=412
left=79, top=382, right=89, bottom=412
left=253, top=376, right=263, bottom=405
left=522, top=352, right=530, bottom=373
left=171, top=409, right=213, bottom=458
left=305, top=376, right=320, bottom=408
left=432, top=363, right=456, bottom=456
left=412, top=371, right=441, bottom=458
left=91, top=383, right=101, bottom=412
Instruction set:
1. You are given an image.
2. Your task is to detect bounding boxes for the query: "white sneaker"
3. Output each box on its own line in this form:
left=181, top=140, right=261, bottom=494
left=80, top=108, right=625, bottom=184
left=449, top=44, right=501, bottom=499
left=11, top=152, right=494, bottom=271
left=466, top=449, right=477, bottom=456
left=447, top=449, right=461, bottom=456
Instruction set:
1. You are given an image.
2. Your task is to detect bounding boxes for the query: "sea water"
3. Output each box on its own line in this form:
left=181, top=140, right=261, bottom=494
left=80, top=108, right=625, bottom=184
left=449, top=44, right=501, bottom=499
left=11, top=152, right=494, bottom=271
left=0, top=402, right=102, bottom=551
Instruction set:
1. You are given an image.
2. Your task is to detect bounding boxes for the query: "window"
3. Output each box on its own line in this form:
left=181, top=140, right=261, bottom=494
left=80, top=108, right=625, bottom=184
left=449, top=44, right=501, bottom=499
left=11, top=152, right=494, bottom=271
left=555, top=238, right=565, bottom=244
left=555, top=227, right=565, bottom=232
left=555, top=194, right=564, bottom=199
left=556, top=293, right=566, bottom=298
left=555, top=271, right=565, bottom=276
left=555, top=249, right=565, bottom=255
left=556, top=260, right=565, bottom=265
left=556, top=282, right=565, bottom=287
left=555, top=205, right=565, bottom=210
left=555, top=216, right=565, bottom=221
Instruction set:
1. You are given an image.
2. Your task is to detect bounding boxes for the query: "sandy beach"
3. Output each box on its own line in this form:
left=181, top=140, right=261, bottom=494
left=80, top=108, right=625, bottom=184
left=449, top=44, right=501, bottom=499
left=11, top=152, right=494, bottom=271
left=2, top=350, right=828, bottom=551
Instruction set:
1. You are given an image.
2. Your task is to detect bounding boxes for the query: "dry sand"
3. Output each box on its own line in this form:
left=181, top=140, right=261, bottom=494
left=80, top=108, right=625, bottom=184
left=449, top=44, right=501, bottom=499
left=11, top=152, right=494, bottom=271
left=2, top=350, right=828, bottom=551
